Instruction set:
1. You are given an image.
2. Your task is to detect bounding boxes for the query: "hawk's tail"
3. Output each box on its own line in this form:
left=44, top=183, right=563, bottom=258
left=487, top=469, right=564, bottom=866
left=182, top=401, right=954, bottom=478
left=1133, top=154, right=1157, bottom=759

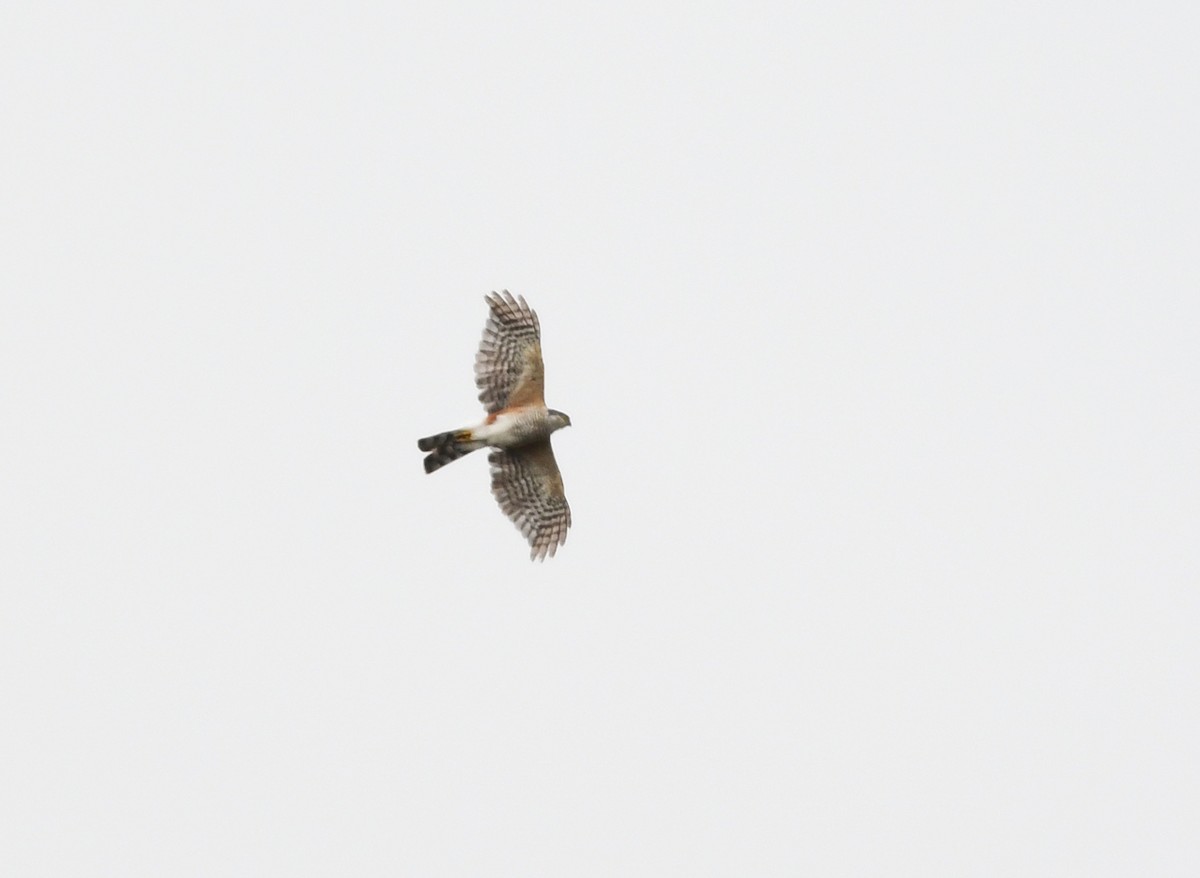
left=418, top=429, right=485, bottom=474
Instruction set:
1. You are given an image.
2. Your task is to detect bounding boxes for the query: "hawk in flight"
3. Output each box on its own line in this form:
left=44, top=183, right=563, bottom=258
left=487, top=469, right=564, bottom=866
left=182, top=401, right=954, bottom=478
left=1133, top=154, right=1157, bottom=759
left=418, top=291, right=572, bottom=560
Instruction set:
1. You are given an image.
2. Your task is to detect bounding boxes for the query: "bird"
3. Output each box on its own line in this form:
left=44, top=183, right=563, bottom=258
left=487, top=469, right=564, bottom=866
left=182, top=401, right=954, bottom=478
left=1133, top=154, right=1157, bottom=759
left=418, top=291, right=572, bottom=560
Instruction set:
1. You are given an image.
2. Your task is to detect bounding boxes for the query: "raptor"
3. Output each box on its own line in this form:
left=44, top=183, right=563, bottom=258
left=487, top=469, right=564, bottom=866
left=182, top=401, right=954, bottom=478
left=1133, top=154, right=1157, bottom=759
left=418, top=291, right=572, bottom=560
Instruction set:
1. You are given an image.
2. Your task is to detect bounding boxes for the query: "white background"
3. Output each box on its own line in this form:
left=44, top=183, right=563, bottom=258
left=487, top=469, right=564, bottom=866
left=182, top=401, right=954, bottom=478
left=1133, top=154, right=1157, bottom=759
left=3, top=3, right=1197, bottom=875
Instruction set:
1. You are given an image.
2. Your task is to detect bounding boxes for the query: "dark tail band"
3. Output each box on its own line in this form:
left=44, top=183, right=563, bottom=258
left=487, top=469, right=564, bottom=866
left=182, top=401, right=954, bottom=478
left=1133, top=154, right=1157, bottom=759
left=418, top=430, right=482, bottom=473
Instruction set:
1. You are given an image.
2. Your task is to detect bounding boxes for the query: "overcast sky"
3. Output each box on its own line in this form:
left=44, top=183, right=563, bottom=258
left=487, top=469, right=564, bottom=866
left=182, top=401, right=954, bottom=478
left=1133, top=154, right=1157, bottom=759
left=3, top=3, right=1197, bottom=875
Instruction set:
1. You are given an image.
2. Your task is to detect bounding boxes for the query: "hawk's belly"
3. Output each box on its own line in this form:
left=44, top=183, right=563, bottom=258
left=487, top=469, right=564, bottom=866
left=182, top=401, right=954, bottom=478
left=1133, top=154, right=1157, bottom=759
left=479, top=408, right=552, bottom=449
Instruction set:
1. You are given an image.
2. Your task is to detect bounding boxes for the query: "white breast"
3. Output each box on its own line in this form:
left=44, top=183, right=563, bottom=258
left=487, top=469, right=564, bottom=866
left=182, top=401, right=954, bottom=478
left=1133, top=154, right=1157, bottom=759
left=476, top=408, right=550, bottom=449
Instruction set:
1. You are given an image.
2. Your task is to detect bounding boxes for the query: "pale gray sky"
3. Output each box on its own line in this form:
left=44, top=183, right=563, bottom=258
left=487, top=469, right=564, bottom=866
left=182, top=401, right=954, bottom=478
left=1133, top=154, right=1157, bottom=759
left=3, top=3, right=1197, bottom=875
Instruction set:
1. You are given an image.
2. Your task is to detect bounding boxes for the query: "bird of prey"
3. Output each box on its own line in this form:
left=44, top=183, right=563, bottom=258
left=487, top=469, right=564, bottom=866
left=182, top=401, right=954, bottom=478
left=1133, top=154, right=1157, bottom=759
left=418, top=291, right=572, bottom=560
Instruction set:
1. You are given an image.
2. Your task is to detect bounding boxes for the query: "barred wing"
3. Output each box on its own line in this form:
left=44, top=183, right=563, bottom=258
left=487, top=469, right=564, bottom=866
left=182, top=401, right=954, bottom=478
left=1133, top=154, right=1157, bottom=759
left=475, top=291, right=544, bottom=414
left=489, top=442, right=571, bottom=561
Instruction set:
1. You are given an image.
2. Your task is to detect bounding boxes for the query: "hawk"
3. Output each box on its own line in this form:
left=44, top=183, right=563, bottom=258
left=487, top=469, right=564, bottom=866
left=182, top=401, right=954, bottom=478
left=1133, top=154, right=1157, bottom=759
left=418, top=291, right=572, bottom=560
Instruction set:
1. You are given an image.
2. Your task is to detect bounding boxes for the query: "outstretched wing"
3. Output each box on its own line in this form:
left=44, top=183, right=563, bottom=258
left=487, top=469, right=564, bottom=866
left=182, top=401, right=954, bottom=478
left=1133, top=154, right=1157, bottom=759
left=475, top=291, right=545, bottom=414
left=489, top=442, right=571, bottom=561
